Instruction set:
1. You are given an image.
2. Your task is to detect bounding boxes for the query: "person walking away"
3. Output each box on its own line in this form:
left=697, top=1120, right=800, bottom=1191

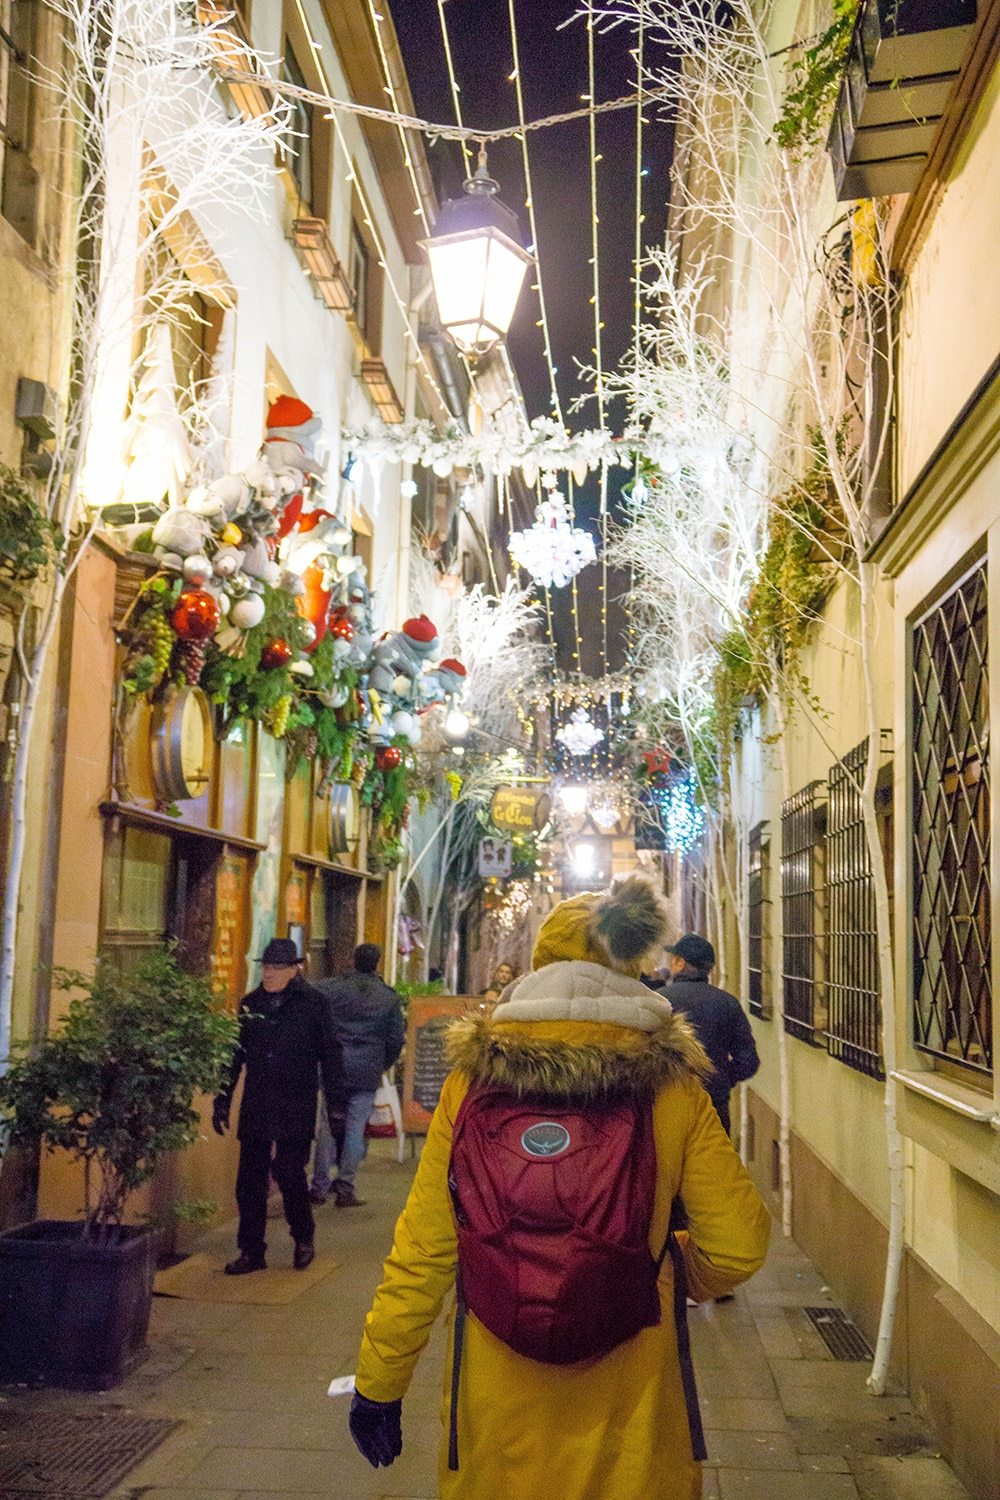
left=315, top=944, right=405, bottom=1209
left=213, top=938, right=345, bottom=1274
left=660, top=933, right=759, bottom=1136
left=347, top=876, right=770, bottom=1499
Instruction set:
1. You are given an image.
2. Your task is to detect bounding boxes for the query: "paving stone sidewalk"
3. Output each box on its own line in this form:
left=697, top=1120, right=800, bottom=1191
left=0, top=1143, right=974, bottom=1500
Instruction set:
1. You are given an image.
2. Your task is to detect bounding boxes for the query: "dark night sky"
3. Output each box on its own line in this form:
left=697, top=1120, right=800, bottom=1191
left=390, top=0, right=675, bottom=674
left=390, top=0, right=674, bottom=427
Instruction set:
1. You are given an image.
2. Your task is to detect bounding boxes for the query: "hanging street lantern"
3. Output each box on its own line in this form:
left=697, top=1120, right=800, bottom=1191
left=423, top=145, right=533, bottom=356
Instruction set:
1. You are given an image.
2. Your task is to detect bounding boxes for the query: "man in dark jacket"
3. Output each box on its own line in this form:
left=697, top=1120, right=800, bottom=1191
left=213, top=938, right=345, bottom=1275
left=660, top=933, right=759, bottom=1137
left=314, top=943, right=405, bottom=1209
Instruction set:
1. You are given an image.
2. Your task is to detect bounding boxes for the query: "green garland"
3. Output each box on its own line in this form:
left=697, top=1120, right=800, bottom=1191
left=119, top=574, right=363, bottom=784
left=773, top=1, right=859, bottom=157
left=200, top=586, right=312, bottom=729
left=712, top=440, right=842, bottom=750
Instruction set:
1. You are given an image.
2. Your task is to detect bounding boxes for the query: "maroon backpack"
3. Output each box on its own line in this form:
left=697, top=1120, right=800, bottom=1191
left=448, top=1087, right=664, bottom=1365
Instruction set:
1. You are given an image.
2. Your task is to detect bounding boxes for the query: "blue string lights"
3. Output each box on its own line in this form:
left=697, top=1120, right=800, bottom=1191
left=636, top=768, right=704, bottom=854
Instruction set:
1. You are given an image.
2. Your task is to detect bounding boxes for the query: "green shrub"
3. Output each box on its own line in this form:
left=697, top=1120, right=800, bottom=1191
left=0, top=950, right=239, bottom=1238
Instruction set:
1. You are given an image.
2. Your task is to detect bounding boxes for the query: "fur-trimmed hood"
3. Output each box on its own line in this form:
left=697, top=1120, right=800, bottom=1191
left=447, top=960, right=711, bottom=1103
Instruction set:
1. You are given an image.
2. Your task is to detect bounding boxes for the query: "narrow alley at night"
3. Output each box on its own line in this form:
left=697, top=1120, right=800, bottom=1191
left=0, top=2, right=997, bottom=1499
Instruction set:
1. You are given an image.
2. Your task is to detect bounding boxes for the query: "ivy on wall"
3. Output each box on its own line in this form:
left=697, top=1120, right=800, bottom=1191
left=712, top=440, right=843, bottom=748
left=773, top=1, right=860, bottom=156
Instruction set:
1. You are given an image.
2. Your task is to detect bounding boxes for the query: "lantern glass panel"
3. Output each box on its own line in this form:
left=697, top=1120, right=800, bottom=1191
left=481, top=234, right=531, bottom=338
left=429, top=235, right=488, bottom=330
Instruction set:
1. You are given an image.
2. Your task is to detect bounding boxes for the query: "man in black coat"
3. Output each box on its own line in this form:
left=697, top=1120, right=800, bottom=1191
left=313, top=943, right=405, bottom=1208
left=660, top=933, right=760, bottom=1137
left=213, top=938, right=345, bottom=1275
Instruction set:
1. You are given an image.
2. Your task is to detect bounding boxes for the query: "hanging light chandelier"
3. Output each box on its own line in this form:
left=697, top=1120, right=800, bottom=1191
left=556, top=708, right=605, bottom=757
left=423, top=144, right=534, bottom=356
left=509, top=488, right=597, bottom=589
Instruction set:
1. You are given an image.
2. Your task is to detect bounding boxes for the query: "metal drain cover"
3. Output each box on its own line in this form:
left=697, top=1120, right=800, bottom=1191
left=804, top=1305, right=874, bottom=1361
left=0, top=1410, right=177, bottom=1496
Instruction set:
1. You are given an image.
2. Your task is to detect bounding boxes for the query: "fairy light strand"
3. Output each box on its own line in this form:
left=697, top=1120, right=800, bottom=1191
left=508, top=0, right=564, bottom=425
left=366, top=0, right=431, bottom=235
left=586, top=4, right=610, bottom=680
left=436, top=0, right=473, bottom=178
left=587, top=4, right=606, bottom=434
left=626, top=0, right=648, bottom=667
left=566, top=471, right=585, bottom=673
left=291, top=0, right=451, bottom=425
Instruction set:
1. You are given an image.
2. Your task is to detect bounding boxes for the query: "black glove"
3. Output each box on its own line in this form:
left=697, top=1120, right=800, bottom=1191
left=212, top=1102, right=230, bottom=1136
left=349, top=1391, right=402, bottom=1468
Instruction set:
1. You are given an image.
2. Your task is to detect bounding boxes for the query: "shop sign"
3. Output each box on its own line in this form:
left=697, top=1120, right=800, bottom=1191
left=402, top=995, right=477, bottom=1134
left=478, top=836, right=513, bottom=878
left=490, top=784, right=551, bottom=834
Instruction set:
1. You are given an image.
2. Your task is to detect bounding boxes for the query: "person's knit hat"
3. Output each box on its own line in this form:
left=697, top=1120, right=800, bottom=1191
left=666, top=933, right=716, bottom=973
left=531, top=875, right=670, bottom=979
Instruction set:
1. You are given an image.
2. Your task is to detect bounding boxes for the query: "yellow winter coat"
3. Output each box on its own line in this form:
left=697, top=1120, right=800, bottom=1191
left=356, top=960, right=771, bottom=1500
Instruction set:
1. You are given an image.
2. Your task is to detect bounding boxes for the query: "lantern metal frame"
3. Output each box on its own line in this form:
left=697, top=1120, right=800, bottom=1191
left=422, top=147, right=534, bottom=356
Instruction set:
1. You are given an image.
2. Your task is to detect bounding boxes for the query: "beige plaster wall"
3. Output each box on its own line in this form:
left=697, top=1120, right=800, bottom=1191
left=736, top=570, right=896, bottom=1230
left=898, top=64, right=1000, bottom=495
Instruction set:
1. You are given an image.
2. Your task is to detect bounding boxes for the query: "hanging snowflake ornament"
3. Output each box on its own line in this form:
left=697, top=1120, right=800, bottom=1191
left=508, top=491, right=597, bottom=589
left=556, top=708, right=605, bottom=757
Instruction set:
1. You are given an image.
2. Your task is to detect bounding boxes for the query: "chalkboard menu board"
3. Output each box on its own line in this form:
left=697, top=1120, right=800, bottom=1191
left=402, top=995, right=476, bottom=1134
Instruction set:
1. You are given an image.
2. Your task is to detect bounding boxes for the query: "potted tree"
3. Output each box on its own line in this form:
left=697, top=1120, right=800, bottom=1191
left=0, top=950, right=238, bottom=1388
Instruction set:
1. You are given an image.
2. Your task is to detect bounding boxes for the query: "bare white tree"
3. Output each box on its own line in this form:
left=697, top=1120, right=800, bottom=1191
left=0, top=0, right=290, bottom=1066
left=597, top=0, right=900, bottom=1392
left=604, top=247, right=776, bottom=1180
left=399, top=580, right=549, bottom=983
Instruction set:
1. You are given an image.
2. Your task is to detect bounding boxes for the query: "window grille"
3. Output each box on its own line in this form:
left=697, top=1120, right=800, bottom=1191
left=781, top=783, right=827, bottom=1043
left=748, top=822, right=770, bottom=1018
left=912, top=560, right=992, bottom=1077
left=826, top=740, right=885, bottom=1079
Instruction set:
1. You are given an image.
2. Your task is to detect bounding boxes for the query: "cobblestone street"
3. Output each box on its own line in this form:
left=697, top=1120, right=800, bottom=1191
left=0, top=1144, right=973, bottom=1500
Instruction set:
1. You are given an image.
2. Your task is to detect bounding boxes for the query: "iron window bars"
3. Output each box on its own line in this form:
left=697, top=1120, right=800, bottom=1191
left=748, top=822, right=771, bottom=1019
left=781, top=783, right=828, bottom=1043
left=912, top=560, right=992, bottom=1077
left=826, top=739, right=886, bottom=1079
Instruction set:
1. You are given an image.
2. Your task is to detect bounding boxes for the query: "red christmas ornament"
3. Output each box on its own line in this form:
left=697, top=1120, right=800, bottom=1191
left=171, top=588, right=220, bottom=642
left=328, top=609, right=354, bottom=641
left=260, top=639, right=293, bottom=670
left=375, top=745, right=402, bottom=771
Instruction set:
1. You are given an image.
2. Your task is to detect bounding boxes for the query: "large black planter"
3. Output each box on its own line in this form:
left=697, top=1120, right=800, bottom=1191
left=0, top=1220, right=155, bottom=1389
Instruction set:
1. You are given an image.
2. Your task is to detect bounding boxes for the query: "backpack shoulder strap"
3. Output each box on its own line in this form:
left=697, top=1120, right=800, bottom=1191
left=659, top=1197, right=707, bottom=1462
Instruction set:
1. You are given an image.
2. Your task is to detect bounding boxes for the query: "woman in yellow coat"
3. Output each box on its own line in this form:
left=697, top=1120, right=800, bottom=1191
left=351, top=877, right=771, bottom=1499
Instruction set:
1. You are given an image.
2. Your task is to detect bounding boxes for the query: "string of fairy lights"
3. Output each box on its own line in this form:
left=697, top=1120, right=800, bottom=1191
left=626, top=0, right=647, bottom=667
left=294, top=0, right=454, bottom=427
left=276, top=2, right=698, bottom=851
left=585, top=1, right=611, bottom=681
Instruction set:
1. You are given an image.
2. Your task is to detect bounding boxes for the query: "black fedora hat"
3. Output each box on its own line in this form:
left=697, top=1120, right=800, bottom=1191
left=260, top=937, right=302, bottom=966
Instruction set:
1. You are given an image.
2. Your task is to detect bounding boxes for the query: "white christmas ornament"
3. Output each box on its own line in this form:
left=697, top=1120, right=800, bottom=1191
left=229, top=594, right=265, bottom=630
left=509, top=493, right=597, bottom=589
left=556, top=709, right=605, bottom=757
left=183, top=554, right=212, bottom=585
